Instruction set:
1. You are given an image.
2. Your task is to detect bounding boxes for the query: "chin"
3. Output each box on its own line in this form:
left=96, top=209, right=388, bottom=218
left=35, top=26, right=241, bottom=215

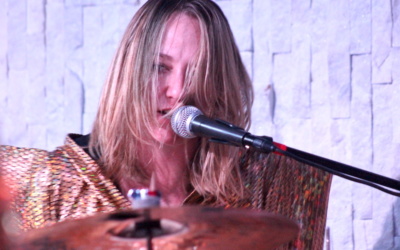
left=152, top=129, right=182, bottom=146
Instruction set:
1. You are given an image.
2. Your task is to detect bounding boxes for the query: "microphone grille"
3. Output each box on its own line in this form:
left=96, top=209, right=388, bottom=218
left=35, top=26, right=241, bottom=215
left=171, top=106, right=203, bottom=138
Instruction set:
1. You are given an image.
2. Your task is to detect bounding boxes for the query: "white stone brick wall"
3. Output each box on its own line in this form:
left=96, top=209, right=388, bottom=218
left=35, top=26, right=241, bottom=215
left=0, top=0, right=399, bottom=249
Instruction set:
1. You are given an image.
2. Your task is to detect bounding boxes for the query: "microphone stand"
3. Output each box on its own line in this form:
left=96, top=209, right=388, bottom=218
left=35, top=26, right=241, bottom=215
left=173, top=107, right=400, bottom=196
left=222, top=134, right=400, bottom=196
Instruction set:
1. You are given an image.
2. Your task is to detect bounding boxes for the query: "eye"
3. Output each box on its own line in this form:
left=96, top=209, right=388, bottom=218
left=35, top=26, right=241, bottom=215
left=155, top=63, right=170, bottom=74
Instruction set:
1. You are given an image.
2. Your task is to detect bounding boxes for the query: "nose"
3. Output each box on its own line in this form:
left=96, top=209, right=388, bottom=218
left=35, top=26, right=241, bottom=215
left=165, top=69, right=185, bottom=100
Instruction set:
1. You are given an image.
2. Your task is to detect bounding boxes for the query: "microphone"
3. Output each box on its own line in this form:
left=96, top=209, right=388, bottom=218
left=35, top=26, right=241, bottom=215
left=170, top=106, right=276, bottom=152
left=170, top=106, right=400, bottom=197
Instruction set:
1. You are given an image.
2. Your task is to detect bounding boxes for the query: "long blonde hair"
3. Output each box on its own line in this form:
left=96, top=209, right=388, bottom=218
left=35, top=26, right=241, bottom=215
left=90, top=0, right=253, bottom=202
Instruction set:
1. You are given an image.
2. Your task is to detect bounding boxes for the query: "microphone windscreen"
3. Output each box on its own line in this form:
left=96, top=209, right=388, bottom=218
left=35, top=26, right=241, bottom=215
left=171, top=106, right=202, bottom=138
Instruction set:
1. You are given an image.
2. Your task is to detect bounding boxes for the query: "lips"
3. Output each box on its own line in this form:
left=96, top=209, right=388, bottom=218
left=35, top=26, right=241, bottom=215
left=157, top=109, right=172, bottom=117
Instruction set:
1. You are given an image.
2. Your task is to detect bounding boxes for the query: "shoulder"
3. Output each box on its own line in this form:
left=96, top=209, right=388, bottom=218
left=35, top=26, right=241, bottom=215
left=0, top=145, right=48, bottom=163
left=0, top=145, right=50, bottom=181
left=0, top=136, right=90, bottom=190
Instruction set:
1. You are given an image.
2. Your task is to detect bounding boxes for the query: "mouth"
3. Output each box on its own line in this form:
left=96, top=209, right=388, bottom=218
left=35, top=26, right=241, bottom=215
left=157, top=109, right=171, bottom=116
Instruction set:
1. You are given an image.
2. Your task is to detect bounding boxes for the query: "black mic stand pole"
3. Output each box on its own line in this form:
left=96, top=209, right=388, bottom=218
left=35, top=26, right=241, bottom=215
left=241, top=134, right=400, bottom=196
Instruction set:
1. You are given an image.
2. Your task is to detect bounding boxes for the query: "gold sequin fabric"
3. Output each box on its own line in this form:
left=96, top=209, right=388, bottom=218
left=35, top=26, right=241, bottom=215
left=239, top=149, right=332, bottom=250
left=0, top=135, right=331, bottom=250
left=0, top=136, right=131, bottom=232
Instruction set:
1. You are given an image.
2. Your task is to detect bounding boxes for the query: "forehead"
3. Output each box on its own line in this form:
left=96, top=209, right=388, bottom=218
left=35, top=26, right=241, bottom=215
left=164, top=12, right=200, bottom=36
left=160, top=13, right=201, bottom=58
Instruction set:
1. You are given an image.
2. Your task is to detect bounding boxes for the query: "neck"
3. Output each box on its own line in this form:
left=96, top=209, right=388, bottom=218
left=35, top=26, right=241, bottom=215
left=119, top=140, right=197, bottom=207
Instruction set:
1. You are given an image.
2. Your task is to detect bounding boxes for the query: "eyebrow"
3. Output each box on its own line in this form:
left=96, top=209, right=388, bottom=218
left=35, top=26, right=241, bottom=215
left=159, top=53, right=173, bottom=61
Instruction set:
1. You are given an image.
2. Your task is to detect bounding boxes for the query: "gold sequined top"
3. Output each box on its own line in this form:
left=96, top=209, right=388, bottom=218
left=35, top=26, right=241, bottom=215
left=0, top=135, right=331, bottom=250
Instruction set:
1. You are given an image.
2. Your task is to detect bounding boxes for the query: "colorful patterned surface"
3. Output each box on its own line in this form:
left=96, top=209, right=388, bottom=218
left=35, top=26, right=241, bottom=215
left=240, top=150, right=332, bottom=249
left=0, top=136, right=131, bottom=231
left=0, top=135, right=331, bottom=249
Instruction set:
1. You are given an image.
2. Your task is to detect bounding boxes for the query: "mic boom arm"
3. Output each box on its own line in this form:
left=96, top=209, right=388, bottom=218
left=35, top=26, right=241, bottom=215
left=200, top=120, right=400, bottom=196
left=171, top=105, right=400, bottom=196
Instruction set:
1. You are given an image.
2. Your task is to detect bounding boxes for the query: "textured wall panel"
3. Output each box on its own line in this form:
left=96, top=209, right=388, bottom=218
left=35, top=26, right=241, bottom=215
left=372, top=84, right=396, bottom=248
left=1, top=1, right=400, bottom=249
left=46, top=3, right=66, bottom=149
left=26, top=1, right=46, bottom=133
left=271, top=53, right=298, bottom=146
left=230, top=0, right=252, bottom=52
left=82, top=6, right=103, bottom=133
left=0, top=0, right=7, bottom=142
left=252, top=0, right=273, bottom=134
left=326, top=120, right=353, bottom=250
left=393, top=0, right=400, bottom=47
left=269, top=0, right=291, bottom=53
left=351, top=55, right=373, bottom=223
left=8, top=0, right=27, bottom=71
left=291, top=1, right=311, bottom=119
left=393, top=48, right=400, bottom=144
left=371, top=0, right=392, bottom=84
left=327, top=0, right=351, bottom=119
left=349, top=0, right=372, bottom=54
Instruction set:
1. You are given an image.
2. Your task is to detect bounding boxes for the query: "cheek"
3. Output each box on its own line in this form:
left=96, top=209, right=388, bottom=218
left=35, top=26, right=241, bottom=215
left=156, top=75, right=167, bottom=95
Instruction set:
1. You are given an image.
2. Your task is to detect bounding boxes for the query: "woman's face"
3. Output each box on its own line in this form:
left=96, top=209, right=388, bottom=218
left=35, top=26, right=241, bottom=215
left=152, top=13, right=201, bottom=145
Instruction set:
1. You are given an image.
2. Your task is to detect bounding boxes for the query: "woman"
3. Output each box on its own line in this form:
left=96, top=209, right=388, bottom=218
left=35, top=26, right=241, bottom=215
left=89, top=0, right=253, bottom=207
left=1, top=0, right=252, bottom=231
left=0, top=0, right=331, bottom=249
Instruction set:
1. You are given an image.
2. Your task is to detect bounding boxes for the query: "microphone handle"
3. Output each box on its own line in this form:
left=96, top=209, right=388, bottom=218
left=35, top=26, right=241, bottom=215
left=191, top=116, right=247, bottom=147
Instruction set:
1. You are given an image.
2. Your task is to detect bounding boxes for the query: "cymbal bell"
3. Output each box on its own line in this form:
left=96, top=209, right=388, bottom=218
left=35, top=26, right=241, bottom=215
left=14, top=206, right=299, bottom=249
